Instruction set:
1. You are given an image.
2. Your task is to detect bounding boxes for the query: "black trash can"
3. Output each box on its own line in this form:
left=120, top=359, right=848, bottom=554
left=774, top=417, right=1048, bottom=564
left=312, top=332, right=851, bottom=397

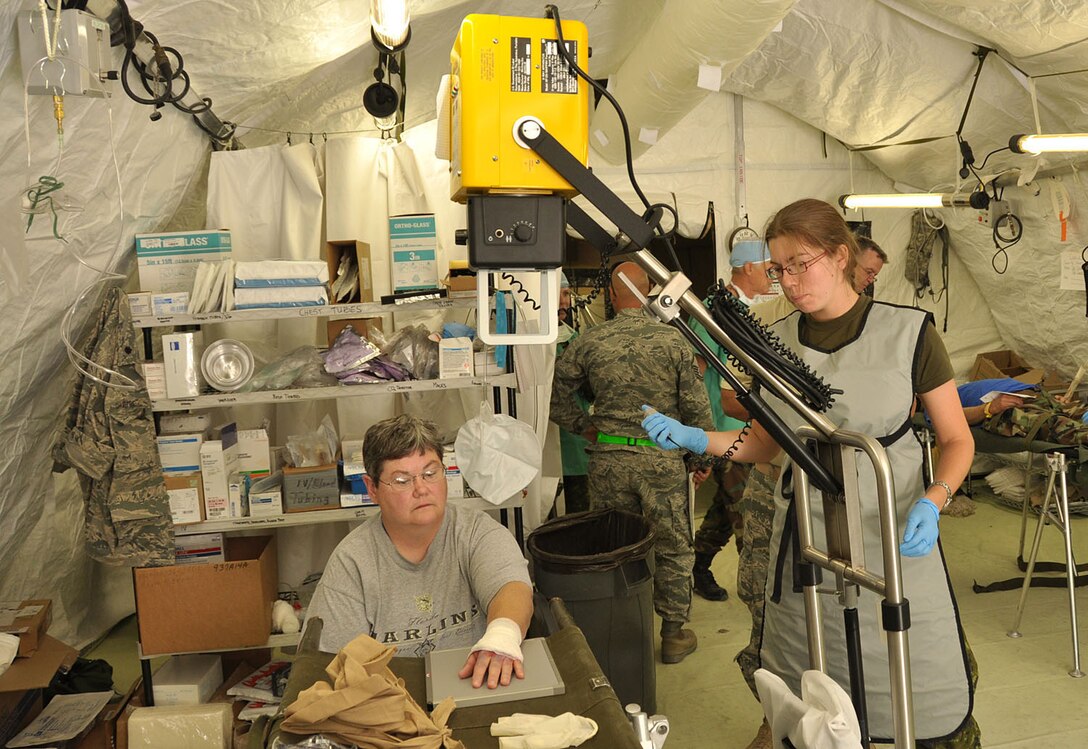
left=527, top=508, right=657, bottom=713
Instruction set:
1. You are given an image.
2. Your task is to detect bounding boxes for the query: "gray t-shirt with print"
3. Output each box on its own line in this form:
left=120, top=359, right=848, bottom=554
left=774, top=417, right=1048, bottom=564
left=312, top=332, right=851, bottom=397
left=306, top=504, right=531, bottom=657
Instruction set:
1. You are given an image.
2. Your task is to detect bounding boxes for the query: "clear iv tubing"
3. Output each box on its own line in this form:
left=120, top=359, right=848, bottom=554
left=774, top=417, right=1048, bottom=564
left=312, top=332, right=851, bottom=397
left=23, top=51, right=137, bottom=390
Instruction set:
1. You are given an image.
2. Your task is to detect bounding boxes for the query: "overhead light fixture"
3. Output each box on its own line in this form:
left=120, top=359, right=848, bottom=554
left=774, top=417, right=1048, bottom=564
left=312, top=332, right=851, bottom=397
left=369, top=0, right=411, bottom=53
left=363, top=0, right=411, bottom=133
left=839, top=192, right=990, bottom=210
left=1009, top=133, right=1088, bottom=154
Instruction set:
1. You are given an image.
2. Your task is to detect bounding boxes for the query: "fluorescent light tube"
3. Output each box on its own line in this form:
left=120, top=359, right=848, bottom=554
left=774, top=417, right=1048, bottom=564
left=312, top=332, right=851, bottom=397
left=1009, top=133, right=1088, bottom=154
left=839, top=192, right=989, bottom=210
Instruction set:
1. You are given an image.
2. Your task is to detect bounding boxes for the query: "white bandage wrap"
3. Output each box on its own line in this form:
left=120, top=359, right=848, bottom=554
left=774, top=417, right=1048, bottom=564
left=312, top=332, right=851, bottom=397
left=470, top=617, right=524, bottom=663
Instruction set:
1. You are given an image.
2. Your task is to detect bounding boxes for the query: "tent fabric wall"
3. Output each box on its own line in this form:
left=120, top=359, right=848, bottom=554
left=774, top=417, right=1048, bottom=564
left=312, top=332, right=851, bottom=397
left=1, top=0, right=1085, bottom=646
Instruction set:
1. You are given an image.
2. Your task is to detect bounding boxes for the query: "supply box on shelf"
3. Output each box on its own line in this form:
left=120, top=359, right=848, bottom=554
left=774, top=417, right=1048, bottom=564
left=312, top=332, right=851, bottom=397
left=283, top=463, right=340, bottom=513
left=135, top=230, right=232, bottom=294
left=389, top=214, right=438, bottom=292
left=325, top=240, right=374, bottom=303
left=134, top=535, right=278, bottom=656
left=164, top=473, right=204, bottom=525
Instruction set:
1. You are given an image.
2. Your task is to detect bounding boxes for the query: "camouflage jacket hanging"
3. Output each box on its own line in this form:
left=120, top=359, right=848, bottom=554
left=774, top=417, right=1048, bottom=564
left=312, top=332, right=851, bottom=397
left=52, top=286, right=174, bottom=567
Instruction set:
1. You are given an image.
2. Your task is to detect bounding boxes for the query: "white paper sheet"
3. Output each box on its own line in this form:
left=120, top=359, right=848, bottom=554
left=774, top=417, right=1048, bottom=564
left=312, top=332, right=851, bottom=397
left=7, top=691, right=113, bottom=747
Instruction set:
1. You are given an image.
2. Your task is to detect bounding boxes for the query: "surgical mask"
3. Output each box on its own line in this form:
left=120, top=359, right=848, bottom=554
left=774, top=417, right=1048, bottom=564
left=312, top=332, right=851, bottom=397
left=556, top=321, right=576, bottom=344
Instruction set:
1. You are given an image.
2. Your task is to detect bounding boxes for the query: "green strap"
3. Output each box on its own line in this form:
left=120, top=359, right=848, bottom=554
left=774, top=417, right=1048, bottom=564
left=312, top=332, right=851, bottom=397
left=596, top=432, right=657, bottom=447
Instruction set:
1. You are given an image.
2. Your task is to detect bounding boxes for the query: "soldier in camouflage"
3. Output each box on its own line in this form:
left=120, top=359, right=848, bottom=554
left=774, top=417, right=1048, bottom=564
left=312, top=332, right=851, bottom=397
left=53, top=286, right=175, bottom=567
left=550, top=262, right=714, bottom=664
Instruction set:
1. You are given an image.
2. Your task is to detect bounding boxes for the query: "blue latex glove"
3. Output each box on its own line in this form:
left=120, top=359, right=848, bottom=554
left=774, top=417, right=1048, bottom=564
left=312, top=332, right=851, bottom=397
left=640, top=405, right=709, bottom=454
left=899, top=498, right=940, bottom=557
left=442, top=322, right=476, bottom=339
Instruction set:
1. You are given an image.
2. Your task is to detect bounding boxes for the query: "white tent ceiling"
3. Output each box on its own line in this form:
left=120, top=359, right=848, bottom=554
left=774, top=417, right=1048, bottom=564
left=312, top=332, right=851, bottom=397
left=1, top=0, right=1086, bottom=644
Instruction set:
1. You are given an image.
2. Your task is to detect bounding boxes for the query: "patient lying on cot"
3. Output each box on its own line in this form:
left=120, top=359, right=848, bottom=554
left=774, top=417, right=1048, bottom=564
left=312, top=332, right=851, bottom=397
left=961, top=378, right=1088, bottom=446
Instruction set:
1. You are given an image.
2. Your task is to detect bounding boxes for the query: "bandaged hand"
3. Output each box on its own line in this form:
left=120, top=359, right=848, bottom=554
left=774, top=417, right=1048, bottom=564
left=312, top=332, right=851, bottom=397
left=640, top=405, right=709, bottom=454
left=460, top=617, right=524, bottom=689
left=900, top=498, right=940, bottom=557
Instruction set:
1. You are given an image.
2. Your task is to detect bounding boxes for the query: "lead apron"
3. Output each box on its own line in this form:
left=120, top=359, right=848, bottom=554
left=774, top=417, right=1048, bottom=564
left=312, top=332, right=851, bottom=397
left=759, top=303, right=972, bottom=741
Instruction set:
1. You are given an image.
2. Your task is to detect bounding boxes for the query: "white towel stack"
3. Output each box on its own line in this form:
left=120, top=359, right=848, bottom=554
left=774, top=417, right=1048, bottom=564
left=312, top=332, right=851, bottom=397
left=234, top=260, right=329, bottom=309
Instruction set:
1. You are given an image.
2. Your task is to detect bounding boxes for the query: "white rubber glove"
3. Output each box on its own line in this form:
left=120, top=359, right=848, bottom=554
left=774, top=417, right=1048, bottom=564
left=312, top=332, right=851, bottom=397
left=491, top=712, right=599, bottom=749
left=470, top=617, right=524, bottom=663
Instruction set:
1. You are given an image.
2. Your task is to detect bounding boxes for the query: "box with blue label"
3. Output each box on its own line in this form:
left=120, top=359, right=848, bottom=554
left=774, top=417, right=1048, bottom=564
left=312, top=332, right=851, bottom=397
left=135, top=229, right=232, bottom=294
left=389, top=215, right=438, bottom=292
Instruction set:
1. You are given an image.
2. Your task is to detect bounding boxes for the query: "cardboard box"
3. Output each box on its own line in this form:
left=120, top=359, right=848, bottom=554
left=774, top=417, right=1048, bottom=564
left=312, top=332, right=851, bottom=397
left=127, top=292, right=152, bottom=317
left=134, top=535, right=278, bottom=656
left=0, top=600, right=52, bottom=657
left=159, top=412, right=212, bottom=436
left=325, top=240, right=374, bottom=303
left=135, top=230, right=232, bottom=294
left=151, top=292, right=190, bottom=315
left=0, top=634, right=77, bottom=694
left=442, top=272, right=477, bottom=296
left=200, top=425, right=239, bottom=520
left=157, top=433, right=204, bottom=474
left=389, top=214, right=439, bottom=292
left=283, top=464, right=340, bottom=513
left=141, top=362, right=167, bottom=400
left=968, top=349, right=1067, bottom=390
left=236, top=429, right=271, bottom=479
left=164, top=473, right=204, bottom=525
left=326, top=318, right=380, bottom=347
left=0, top=634, right=78, bottom=744
left=249, top=484, right=283, bottom=517
left=152, top=654, right=223, bottom=706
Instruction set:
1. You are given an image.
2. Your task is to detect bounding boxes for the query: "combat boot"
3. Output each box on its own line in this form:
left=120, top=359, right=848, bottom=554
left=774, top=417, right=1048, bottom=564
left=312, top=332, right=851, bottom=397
left=693, top=551, right=728, bottom=600
left=660, top=621, right=698, bottom=663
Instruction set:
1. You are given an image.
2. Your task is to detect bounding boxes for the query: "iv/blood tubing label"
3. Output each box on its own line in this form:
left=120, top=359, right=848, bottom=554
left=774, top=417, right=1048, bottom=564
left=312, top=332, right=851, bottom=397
left=511, top=37, right=531, bottom=92
left=542, top=39, right=578, bottom=94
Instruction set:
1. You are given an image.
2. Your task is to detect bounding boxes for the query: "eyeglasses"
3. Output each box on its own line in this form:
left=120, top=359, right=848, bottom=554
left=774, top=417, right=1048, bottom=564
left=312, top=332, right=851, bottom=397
left=378, top=464, right=445, bottom=492
left=765, top=251, right=828, bottom=281
left=860, top=267, right=880, bottom=281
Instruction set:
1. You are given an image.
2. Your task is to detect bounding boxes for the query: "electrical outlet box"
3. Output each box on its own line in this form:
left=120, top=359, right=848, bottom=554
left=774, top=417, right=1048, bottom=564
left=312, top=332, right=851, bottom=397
left=18, top=9, right=113, bottom=98
left=979, top=199, right=1011, bottom=228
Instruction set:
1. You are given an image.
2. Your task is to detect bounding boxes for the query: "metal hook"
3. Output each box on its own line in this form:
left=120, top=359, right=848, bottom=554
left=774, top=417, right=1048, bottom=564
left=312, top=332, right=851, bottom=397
left=322, top=132, right=328, bottom=142
left=286, top=132, right=292, bottom=145
left=1081, top=245, right=1088, bottom=262
left=309, top=132, right=314, bottom=145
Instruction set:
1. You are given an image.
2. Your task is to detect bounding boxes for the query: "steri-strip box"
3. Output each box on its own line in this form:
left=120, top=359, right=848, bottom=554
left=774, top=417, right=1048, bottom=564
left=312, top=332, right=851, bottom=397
left=389, top=214, right=438, bottom=292
left=135, top=229, right=232, bottom=294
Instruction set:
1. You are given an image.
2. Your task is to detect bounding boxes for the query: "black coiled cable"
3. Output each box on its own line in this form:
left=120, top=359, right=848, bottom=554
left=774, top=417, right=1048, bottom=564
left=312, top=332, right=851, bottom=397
left=707, top=282, right=839, bottom=412
left=500, top=272, right=541, bottom=311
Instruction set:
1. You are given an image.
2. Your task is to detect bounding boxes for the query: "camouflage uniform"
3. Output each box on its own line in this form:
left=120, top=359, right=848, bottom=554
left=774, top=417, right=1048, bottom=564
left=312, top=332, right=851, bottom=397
left=734, top=462, right=778, bottom=696
left=693, top=459, right=749, bottom=556
left=53, top=287, right=175, bottom=567
left=551, top=308, right=714, bottom=623
left=981, top=388, right=1088, bottom=446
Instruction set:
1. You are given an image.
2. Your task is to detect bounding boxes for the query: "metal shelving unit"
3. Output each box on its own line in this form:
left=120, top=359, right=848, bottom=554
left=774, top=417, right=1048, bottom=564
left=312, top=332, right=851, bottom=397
left=133, top=296, right=526, bottom=706
left=131, top=296, right=476, bottom=328
left=150, top=373, right=518, bottom=412
left=172, top=494, right=524, bottom=536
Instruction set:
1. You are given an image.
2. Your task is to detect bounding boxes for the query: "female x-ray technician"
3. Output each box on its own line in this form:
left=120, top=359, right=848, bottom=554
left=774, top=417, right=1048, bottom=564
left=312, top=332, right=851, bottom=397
left=642, top=198, right=979, bottom=747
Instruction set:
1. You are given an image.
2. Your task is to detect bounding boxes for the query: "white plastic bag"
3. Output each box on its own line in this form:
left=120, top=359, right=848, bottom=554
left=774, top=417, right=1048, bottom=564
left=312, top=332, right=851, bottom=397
left=455, top=401, right=541, bottom=505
